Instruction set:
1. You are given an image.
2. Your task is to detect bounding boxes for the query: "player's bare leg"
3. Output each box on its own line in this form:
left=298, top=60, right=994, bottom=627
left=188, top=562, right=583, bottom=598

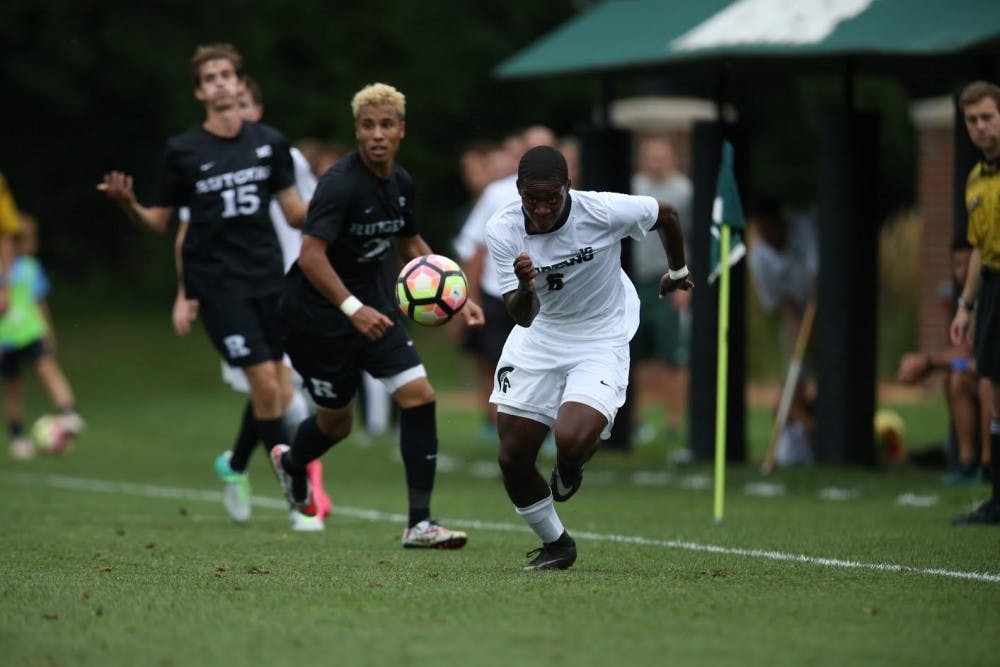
left=243, top=360, right=285, bottom=422
left=498, top=412, right=576, bottom=570
left=496, top=413, right=549, bottom=506
left=34, top=356, right=84, bottom=437
left=549, top=401, right=605, bottom=502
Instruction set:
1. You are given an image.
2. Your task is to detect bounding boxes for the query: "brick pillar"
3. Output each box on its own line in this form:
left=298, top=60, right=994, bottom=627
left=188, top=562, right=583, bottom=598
left=910, top=97, right=955, bottom=353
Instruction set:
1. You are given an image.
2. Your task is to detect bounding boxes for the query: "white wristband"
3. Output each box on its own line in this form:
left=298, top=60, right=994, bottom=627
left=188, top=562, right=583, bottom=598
left=668, top=265, right=690, bottom=281
left=339, top=295, right=363, bottom=317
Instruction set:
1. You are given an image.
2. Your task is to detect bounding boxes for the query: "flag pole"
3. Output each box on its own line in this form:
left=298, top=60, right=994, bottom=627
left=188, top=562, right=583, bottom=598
left=709, top=140, right=744, bottom=525
left=713, top=224, right=731, bottom=524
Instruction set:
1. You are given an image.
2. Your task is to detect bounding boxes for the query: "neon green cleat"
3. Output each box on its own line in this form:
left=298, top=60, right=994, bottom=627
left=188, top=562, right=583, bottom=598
left=214, top=452, right=251, bottom=523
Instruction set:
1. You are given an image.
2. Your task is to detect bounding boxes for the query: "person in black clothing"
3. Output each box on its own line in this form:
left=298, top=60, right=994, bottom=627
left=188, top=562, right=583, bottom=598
left=271, top=82, right=484, bottom=548
left=98, top=43, right=309, bottom=515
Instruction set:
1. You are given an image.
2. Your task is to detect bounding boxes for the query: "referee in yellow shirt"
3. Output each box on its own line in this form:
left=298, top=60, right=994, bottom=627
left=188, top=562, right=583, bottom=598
left=950, top=81, right=1000, bottom=525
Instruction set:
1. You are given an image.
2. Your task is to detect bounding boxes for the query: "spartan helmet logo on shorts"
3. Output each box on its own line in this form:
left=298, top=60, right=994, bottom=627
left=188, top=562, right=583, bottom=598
left=496, top=366, right=514, bottom=393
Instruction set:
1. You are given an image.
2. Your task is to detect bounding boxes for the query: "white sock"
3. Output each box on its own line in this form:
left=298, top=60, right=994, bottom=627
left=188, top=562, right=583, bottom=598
left=362, top=372, right=391, bottom=436
left=282, top=390, right=311, bottom=438
left=515, top=493, right=565, bottom=544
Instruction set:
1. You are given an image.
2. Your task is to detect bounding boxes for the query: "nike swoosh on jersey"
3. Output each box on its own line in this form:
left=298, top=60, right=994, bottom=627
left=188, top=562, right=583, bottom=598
left=200, top=162, right=214, bottom=171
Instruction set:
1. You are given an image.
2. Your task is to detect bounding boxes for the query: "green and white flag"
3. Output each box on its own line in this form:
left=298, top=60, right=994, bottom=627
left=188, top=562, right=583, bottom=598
left=708, top=141, right=746, bottom=285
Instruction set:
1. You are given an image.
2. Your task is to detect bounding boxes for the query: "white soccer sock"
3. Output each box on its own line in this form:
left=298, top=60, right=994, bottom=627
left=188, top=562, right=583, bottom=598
left=282, top=390, right=311, bottom=438
left=515, top=493, right=565, bottom=544
left=362, top=372, right=392, bottom=436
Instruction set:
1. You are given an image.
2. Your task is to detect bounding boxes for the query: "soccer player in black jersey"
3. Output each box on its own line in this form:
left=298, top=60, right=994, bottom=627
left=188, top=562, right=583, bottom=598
left=170, top=74, right=331, bottom=531
left=271, top=82, right=484, bottom=548
left=98, top=43, right=310, bottom=513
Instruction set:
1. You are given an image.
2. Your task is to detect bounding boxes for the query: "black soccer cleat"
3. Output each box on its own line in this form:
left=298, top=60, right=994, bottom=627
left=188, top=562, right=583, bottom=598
left=550, top=460, right=583, bottom=502
left=951, top=500, right=1000, bottom=526
left=524, top=533, right=577, bottom=571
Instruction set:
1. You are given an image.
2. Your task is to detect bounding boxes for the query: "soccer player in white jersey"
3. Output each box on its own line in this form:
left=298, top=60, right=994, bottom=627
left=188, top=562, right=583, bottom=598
left=485, top=146, right=692, bottom=569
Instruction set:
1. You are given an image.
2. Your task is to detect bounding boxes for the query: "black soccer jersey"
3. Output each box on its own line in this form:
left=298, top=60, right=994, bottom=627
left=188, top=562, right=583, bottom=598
left=282, top=151, right=419, bottom=335
left=152, top=122, right=295, bottom=299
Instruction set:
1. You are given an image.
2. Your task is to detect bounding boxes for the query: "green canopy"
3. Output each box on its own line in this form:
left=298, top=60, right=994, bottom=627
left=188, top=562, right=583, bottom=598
left=496, top=0, right=1000, bottom=79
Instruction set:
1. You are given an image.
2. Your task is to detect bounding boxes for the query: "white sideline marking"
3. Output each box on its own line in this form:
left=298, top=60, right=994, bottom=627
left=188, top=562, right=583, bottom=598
left=743, top=482, right=786, bottom=497
left=897, top=493, right=939, bottom=508
left=4, top=472, right=999, bottom=584
left=818, top=487, right=860, bottom=501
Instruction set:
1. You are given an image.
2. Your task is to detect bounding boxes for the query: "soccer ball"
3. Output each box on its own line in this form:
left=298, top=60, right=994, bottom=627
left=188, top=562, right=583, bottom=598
left=31, top=414, right=71, bottom=455
left=396, top=254, right=468, bottom=326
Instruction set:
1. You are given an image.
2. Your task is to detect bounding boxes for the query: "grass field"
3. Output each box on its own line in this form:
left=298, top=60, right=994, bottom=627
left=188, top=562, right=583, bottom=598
left=1, top=301, right=998, bottom=666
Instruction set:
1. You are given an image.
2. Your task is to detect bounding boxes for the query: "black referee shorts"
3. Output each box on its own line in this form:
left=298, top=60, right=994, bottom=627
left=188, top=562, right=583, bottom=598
left=975, top=268, right=1000, bottom=381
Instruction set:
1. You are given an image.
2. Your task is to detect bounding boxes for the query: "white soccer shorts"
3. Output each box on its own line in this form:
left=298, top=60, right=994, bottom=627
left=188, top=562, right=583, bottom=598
left=490, top=327, right=630, bottom=439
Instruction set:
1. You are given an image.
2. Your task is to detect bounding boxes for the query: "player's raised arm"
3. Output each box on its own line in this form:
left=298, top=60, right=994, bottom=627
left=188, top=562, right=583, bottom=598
left=652, top=201, right=693, bottom=297
left=97, top=170, right=173, bottom=234
left=502, top=252, right=540, bottom=327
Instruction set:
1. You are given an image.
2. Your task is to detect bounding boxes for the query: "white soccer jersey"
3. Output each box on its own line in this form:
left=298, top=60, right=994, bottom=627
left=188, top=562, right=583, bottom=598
left=268, top=147, right=316, bottom=271
left=485, top=190, right=659, bottom=344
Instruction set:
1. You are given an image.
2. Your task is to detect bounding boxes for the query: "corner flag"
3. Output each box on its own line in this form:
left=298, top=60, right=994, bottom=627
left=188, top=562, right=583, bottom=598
left=711, top=141, right=745, bottom=524
left=707, top=142, right=746, bottom=285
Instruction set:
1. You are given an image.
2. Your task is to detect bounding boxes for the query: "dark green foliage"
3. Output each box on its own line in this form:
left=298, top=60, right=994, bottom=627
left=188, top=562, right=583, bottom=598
left=0, top=0, right=589, bottom=281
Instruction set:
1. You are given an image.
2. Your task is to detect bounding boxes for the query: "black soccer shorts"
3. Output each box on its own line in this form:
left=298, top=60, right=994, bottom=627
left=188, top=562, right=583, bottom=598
left=284, top=323, right=422, bottom=409
left=198, top=293, right=284, bottom=368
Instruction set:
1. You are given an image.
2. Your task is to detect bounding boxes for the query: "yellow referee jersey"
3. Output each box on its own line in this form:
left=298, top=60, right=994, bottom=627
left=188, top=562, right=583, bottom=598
left=966, top=161, right=1000, bottom=270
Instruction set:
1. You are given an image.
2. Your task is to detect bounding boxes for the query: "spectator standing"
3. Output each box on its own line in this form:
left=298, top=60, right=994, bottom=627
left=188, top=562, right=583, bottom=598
left=629, top=135, right=694, bottom=444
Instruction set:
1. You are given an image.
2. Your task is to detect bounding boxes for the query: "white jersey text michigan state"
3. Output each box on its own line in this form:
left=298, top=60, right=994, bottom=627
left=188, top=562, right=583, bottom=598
left=485, top=190, right=659, bottom=343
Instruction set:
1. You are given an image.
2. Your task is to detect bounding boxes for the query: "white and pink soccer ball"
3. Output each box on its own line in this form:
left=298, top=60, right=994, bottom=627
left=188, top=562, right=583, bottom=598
left=395, top=254, right=468, bottom=327
left=30, top=414, right=73, bottom=455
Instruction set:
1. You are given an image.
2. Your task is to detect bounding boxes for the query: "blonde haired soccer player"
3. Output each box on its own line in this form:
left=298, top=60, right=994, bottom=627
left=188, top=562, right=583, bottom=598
left=270, top=83, right=485, bottom=548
